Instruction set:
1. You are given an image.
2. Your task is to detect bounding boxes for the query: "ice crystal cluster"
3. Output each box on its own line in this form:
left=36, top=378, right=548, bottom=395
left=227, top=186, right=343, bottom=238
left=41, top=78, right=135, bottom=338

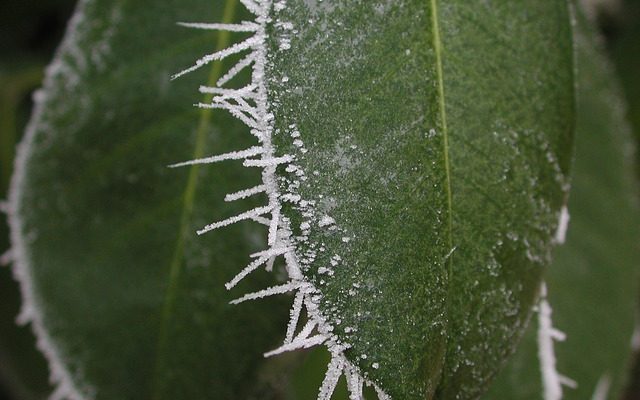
left=171, top=0, right=389, bottom=398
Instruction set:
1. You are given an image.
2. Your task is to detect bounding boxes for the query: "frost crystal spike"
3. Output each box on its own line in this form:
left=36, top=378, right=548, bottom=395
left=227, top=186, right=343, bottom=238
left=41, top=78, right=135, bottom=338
left=538, top=282, right=577, bottom=400
left=171, top=1, right=389, bottom=398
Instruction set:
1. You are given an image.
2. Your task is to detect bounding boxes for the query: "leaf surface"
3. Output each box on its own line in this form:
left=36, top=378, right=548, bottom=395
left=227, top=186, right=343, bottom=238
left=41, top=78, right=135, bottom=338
left=484, top=6, right=640, bottom=400
left=10, top=0, right=574, bottom=399
left=269, top=1, right=573, bottom=398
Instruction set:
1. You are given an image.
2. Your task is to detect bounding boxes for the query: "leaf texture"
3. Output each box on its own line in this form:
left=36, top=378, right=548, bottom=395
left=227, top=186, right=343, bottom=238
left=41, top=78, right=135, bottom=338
left=484, top=6, right=640, bottom=400
left=269, top=0, right=573, bottom=398
left=9, top=0, right=575, bottom=399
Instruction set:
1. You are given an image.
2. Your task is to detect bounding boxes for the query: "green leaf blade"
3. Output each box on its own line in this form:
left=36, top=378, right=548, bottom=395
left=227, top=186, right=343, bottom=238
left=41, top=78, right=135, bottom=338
left=484, top=5, right=640, bottom=400
left=269, top=0, right=574, bottom=398
left=438, top=1, right=575, bottom=398
left=10, top=0, right=575, bottom=399
left=269, top=2, right=451, bottom=397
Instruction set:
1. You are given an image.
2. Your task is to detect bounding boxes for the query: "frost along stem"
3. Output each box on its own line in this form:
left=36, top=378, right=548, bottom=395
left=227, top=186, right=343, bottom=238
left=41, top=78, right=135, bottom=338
left=537, top=282, right=576, bottom=400
left=170, top=0, right=390, bottom=398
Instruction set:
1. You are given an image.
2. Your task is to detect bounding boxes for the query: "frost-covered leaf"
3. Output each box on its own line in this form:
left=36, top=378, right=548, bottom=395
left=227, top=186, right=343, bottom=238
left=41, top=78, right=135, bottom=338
left=0, top=65, right=60, bottom=400
left=267, top=1, right=573, bottom=398
left=8, top=0, right=293, bottom=399
left=264, top=1, right=572, bottom=399
left=484, top=6, right=640, bottom=400
left=9, top=0, right=574, bottom=399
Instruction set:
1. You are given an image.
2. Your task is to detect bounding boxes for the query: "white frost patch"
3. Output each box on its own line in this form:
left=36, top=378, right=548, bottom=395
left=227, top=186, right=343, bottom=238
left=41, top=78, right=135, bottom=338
left=590, top=374, right=611, bottom=400
left=554, top=206, right=570, bottom=245
left=318, top=215, right=335, bottom=227
left=172, top=1, right=389, bottom=398
left=538, top=282, right=577, bottom=400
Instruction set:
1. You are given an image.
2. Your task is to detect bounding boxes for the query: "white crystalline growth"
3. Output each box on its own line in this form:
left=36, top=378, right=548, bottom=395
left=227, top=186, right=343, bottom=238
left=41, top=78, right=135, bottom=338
left=538, top=282, right=577, bottom=400
left=591, top=374, right=611, bottom=400
left=319, top=215, right=336, bottom=227
left=554, top=206, right=570, bottom=245
left=170, top=1, right=390, bottom=399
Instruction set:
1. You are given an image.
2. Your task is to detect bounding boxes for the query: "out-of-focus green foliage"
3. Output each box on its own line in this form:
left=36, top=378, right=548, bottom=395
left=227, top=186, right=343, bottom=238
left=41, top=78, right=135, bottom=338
left=608, top=1, right=640, bottom=398
left=0, top=0, right=76, bottom=398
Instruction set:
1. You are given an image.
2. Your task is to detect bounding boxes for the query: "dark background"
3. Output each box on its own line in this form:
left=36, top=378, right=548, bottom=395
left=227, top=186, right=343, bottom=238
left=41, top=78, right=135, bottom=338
left=0, top=0, right=639, bottom=399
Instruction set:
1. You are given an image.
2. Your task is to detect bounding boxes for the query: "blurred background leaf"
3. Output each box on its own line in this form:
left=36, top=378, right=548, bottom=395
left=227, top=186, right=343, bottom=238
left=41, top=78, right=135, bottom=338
left=604, top=0, right=640, bottom=398
left=0, top=0, right=76, bottom=399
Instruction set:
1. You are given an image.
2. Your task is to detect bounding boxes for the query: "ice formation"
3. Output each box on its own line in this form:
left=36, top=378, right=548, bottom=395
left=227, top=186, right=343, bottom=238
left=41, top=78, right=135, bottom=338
left=591, top=374, right=611, bottom=400
left=554, top=206, right=570, bottom=245
left=537, top=282, right=576, bottom=400
left=171, top=0, right=389, bottom=398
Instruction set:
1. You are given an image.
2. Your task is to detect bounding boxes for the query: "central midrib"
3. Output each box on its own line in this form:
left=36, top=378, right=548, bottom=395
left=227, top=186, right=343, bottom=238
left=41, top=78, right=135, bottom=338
left=429, top=0, right=455, bottom=393
left=151, top=0, right=238, bottom=398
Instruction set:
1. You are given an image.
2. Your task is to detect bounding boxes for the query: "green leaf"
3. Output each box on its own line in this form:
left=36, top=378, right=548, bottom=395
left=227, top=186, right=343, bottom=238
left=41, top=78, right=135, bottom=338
left=9, top=0, right=574, bottom=399
left=483, top=6, right=640, bottom=400
left=9, top=0, right=294, bottom=399
left=269, top=1, right=573, bottom=398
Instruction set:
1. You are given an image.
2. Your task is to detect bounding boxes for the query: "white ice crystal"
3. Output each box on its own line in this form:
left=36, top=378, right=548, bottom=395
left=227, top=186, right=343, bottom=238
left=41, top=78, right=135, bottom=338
left=554, top=206, right=570, bottom=245
left=171, top=1, right=389, bottom=398
left=591, top=374, right=611, bottom=400
left=538, top=282, right=577, bottom=400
